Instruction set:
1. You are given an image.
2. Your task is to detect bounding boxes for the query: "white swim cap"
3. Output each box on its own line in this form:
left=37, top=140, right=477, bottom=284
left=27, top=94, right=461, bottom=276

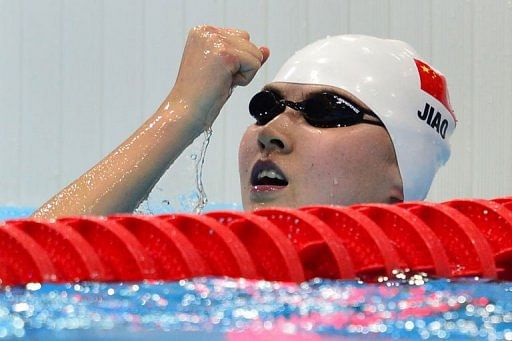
left=272, top=35, right=456, bottom=201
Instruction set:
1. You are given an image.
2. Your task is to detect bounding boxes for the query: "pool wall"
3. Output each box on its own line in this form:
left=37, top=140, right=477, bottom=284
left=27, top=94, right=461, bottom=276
left=1, top=0, right=512, bottom=209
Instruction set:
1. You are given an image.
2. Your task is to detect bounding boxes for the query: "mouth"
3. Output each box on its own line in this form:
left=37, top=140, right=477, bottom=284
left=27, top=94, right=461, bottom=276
left=250, top=160, right=289, bottom=193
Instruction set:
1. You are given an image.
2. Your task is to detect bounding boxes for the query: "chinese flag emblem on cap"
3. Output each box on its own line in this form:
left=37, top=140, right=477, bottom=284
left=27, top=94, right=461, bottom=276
left=414, top=59, right=455, bottom=117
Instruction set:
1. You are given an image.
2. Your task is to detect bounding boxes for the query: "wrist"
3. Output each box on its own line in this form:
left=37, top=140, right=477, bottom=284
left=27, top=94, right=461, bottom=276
left=159, top=92, right=206, bottom=138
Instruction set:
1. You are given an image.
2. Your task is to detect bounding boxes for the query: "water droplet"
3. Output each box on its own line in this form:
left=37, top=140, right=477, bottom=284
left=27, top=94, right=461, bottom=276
left=193, top=127, right=213, bottom=213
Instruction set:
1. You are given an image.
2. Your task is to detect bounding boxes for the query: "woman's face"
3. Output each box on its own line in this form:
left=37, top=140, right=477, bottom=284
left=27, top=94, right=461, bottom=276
left=238, top=82, right=403, bottom=211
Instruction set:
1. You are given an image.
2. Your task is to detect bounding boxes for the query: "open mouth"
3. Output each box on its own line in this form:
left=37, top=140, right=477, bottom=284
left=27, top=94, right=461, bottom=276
left=250, top=160, right=289, bottom=189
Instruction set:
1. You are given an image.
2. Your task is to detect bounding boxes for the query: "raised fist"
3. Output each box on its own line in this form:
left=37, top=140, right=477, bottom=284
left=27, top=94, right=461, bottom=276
left=169, top=25, right=270, bottom=130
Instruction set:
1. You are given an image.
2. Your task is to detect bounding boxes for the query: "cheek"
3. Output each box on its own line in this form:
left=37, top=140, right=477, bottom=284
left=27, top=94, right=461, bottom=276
left=295, top=140, right=349, bottom=195
left=296, top=131, right=380, bottom=196
left=295, top=153, right=347, bottom=205
left=310, top=130, right=397, bottom=190
left=238, top=128, right=257, bottom=177
left=299, top=138, right=348, bottom=177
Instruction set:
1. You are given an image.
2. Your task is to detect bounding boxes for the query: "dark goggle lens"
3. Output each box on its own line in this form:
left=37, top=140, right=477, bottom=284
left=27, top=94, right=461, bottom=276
left=249, top=91, right=283, bottom=125
left=303, top=93, right=363, bottom=127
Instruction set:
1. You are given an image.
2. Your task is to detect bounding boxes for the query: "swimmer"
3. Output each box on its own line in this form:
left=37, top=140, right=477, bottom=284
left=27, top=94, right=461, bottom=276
left=32, top=25, right=456, bottom=219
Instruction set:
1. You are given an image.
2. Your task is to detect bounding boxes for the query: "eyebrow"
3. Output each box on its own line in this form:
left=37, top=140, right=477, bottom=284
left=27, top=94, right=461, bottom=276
left=262, top=85, right=285, bottom=98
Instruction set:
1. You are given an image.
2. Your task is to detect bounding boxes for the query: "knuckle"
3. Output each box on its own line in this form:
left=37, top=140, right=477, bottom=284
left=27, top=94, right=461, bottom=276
left=218, top=49, right=238, bottom=64
left=191, top=25, right=216, bottom=37
left=234, top=29, right=250, bottom=39
left=201, top=24, right=216, bottom=32
left=240, top=30, right=250, bottom=39
left=190, top=25, right=202, bottom=35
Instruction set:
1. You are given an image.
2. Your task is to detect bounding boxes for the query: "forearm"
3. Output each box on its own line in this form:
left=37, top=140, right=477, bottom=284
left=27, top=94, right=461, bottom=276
left=32, top=95, right=203, bottom=219
left=32, top=25, right=269, bottom=220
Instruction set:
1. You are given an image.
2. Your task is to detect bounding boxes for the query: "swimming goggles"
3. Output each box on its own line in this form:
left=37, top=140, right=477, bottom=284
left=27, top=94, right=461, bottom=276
left=249, top=90, right=385, bottom=128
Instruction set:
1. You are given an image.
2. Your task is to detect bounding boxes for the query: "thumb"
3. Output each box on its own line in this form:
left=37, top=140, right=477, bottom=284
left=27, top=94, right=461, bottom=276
left=259, top=46, right=270, bottom=65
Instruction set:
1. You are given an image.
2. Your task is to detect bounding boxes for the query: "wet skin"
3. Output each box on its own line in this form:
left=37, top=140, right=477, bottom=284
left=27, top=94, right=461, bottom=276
left=239, top=82, right=404, bottom=211
left=32, top=25, right=402, bottom=219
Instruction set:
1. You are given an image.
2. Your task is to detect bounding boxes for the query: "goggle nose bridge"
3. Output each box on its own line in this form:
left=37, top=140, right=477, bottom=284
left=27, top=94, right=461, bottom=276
left=263, top=98, right=306, bottom=124
left=279, top=99, right=306, bottom=113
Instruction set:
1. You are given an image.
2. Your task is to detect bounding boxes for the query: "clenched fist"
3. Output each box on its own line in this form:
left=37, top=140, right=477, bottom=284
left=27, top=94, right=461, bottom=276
left=169, top=25, right=270, bottom=131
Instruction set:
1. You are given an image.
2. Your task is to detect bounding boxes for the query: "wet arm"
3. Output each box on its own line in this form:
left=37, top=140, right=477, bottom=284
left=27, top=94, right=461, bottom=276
left=32, top=95, right=204, bottom=218
left=32, top=25, right=269, bottom=219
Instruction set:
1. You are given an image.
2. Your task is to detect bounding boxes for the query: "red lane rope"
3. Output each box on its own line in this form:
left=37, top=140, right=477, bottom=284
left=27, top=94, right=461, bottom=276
left=399, top=202, right=497, bottom=278
left=109, top=215, right=210, bottom=280
left=253, top=208, right=356, bottom=280
left=6, top=220, right=108, bottom=282
left=155, top=214, right=258, bottom=279
left=301, top=206, right=405, bottom=280
left=444, top=199, right=512, bottom=279
left=1, top=198, right=511, bottom=285
left=207, top=211, right=305, bottom=282
left=352, top=204, right=452, bottom=277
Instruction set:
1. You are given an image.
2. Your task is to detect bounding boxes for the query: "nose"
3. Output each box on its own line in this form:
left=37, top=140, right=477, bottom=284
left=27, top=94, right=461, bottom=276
left=256, top=112, right=294, bottom=154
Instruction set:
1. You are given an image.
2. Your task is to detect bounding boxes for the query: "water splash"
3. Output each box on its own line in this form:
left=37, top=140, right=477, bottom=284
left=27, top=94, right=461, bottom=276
left=193, top=127, right=213, bottom=213
left=134, top=197, right=152, bottom=215
left=134, top=126, right=213, bottom=215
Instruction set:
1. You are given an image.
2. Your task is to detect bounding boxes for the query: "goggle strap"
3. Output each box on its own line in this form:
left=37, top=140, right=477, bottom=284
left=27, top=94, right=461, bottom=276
left=361, top=119, right=385, bottom=127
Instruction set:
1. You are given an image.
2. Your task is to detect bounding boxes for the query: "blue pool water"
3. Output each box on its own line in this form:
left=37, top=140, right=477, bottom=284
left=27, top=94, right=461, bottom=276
left=1, top=207, right=512, bottom=340
left=1, top=277, right=512, bottom=339
left=0, top=207, right=34, bottom=220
